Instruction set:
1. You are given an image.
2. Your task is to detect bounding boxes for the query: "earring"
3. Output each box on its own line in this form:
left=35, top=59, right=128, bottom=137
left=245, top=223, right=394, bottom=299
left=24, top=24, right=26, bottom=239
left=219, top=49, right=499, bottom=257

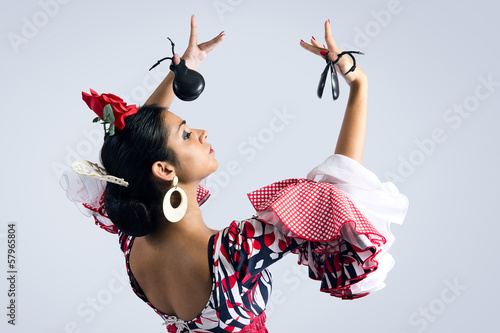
left=162, top=176, right=187, bottom=222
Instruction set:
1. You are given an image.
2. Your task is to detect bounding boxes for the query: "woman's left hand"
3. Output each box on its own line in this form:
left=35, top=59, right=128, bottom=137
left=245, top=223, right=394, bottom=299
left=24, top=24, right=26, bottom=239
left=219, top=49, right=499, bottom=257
left=177, top=15, right=225, bottom=70
left=300, top=20, right=366, bottom=87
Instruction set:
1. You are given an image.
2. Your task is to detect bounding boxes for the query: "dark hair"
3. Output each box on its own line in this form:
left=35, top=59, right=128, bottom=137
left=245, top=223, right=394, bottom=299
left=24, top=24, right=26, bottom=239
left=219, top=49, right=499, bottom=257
left=101, top=104, right=177, bottom=237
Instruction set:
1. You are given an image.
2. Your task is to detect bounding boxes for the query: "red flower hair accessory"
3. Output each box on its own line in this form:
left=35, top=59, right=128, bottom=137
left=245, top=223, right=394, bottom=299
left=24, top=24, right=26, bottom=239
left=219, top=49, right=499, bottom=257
left=82, top=89, right=138, bottom=135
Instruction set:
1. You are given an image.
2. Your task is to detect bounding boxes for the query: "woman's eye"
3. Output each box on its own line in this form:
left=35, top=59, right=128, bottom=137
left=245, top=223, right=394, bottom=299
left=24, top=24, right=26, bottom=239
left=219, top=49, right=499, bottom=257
left=183, top=131, right=192, bottom=140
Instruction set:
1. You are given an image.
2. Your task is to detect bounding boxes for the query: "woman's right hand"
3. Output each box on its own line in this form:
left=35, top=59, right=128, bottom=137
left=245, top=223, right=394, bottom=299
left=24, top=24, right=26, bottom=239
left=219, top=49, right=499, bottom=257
left=175, top=15, right=225, bottom=70
left=300, top=20, right=367, bottom=87
left=145, top=16, right=224, bottom=107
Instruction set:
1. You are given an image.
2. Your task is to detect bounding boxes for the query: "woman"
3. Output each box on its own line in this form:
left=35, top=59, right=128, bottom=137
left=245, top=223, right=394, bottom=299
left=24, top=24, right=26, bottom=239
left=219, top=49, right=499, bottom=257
left=65, top=16, right=408, bottom=333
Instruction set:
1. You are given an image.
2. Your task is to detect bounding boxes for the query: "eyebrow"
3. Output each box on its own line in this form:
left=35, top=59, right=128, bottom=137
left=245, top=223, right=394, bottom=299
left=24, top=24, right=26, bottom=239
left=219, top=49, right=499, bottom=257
left=178, top=120, right=186, bottom=132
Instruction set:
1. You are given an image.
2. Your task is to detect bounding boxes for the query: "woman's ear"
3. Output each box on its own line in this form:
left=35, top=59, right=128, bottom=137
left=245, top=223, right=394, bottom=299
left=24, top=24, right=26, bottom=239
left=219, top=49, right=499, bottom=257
left=151, top=161, right=176, bottom=182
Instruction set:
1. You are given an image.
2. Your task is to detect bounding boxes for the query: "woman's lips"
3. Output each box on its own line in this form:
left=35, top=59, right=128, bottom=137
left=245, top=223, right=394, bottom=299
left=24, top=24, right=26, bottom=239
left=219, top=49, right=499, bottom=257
left=209, top=145, right=215, bottom=154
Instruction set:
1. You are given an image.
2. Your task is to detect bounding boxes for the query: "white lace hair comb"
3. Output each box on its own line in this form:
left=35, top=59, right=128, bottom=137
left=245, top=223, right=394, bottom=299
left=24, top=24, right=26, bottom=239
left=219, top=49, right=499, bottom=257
left=71, top=160, right=129, bottom=187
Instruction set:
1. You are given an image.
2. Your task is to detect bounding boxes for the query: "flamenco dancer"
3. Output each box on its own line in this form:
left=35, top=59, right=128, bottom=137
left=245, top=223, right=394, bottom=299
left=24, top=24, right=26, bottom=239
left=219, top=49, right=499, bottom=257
left=63, top=16, right=408, bottom=333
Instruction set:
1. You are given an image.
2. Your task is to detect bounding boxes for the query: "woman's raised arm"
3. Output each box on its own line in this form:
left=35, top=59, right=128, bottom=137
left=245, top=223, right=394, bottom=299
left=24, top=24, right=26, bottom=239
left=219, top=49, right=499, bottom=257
left=300, top=20, right=368, bottom=164
left=144, top=15, right=225, bottom=108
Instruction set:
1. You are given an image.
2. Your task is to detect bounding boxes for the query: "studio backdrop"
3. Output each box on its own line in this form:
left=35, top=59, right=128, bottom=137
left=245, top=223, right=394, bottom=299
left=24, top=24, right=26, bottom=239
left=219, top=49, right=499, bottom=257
left=1, top=0, right=499, bottom=332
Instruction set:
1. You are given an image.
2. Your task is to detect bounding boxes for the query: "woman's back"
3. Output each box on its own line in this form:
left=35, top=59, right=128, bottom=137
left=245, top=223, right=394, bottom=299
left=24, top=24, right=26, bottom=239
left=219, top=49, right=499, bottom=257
left=129, top=231, right=214, bottom=321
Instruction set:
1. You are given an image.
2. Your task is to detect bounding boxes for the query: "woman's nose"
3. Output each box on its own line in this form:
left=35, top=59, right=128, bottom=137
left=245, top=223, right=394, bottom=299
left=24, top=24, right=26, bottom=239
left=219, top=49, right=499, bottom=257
left=198, top=129, right=208, bottom=143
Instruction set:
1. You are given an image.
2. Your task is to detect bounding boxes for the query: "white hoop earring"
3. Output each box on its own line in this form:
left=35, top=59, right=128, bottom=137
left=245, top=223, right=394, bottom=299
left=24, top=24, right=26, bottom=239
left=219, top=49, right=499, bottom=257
left=162, top=176, right=187, bottom=223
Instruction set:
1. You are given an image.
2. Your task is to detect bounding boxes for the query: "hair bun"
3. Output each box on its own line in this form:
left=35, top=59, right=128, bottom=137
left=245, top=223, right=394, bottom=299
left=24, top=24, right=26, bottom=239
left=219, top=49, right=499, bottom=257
left=104, top=184, right=158, bottom=237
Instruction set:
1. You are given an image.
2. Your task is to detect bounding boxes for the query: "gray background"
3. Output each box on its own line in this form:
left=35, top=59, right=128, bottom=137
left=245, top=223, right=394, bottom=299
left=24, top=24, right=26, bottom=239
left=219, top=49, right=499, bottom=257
left=1, top=0, right=499, bottom=332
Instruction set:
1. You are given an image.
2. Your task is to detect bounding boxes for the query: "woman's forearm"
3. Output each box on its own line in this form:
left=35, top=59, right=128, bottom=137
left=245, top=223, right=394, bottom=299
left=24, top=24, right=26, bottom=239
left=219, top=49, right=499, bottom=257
left=334, top=77, right=368, bottom=164
left=298, top=20, right=369, bottom=164
left=144, top=70, right=176, bottom=108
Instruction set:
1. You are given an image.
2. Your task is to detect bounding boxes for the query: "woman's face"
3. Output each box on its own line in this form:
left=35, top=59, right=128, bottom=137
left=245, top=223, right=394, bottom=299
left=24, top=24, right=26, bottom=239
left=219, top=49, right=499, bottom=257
left=163, top=110, right=218, bottom=183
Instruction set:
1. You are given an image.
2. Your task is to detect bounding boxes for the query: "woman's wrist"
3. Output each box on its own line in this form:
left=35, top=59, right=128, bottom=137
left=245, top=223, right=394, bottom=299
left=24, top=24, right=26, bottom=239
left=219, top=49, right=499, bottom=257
left=346, top=69, right=368, bottom=88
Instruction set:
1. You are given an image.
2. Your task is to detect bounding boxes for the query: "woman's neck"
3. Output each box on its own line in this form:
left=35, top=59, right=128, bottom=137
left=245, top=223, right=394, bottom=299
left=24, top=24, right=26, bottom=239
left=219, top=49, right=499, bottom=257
left=144, top=181, right=216, bottom=245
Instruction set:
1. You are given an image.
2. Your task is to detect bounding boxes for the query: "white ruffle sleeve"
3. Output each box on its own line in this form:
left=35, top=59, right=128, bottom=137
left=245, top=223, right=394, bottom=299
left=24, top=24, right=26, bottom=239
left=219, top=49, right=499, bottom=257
left=248, top=154, right=409, bottom=299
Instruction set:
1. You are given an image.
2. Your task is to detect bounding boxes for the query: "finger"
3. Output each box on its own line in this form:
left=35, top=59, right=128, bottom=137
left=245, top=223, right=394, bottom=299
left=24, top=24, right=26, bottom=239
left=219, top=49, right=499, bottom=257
left=310, top=36, right=323, bottom=49
left=199, top=31, right=225, bottom=53
left=172, top=53, right=181, bottom=65
left=188, top=15, right=198, bottom=47
left=300, top=40, right=324, bottom=57
left=324, top=19, right=340, bottom=53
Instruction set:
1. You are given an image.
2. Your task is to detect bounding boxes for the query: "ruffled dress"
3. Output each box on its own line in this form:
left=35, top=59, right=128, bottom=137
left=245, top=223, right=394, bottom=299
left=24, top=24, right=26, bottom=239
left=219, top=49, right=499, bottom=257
left=61, top=154, right=408, bottom=333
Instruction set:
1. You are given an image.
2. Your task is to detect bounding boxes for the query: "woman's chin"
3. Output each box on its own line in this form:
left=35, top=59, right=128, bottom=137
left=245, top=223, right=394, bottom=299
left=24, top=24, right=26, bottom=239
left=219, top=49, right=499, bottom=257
left=212, top=159, right=219, bottom=172
left=202, top=163, right=218, bottom=180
